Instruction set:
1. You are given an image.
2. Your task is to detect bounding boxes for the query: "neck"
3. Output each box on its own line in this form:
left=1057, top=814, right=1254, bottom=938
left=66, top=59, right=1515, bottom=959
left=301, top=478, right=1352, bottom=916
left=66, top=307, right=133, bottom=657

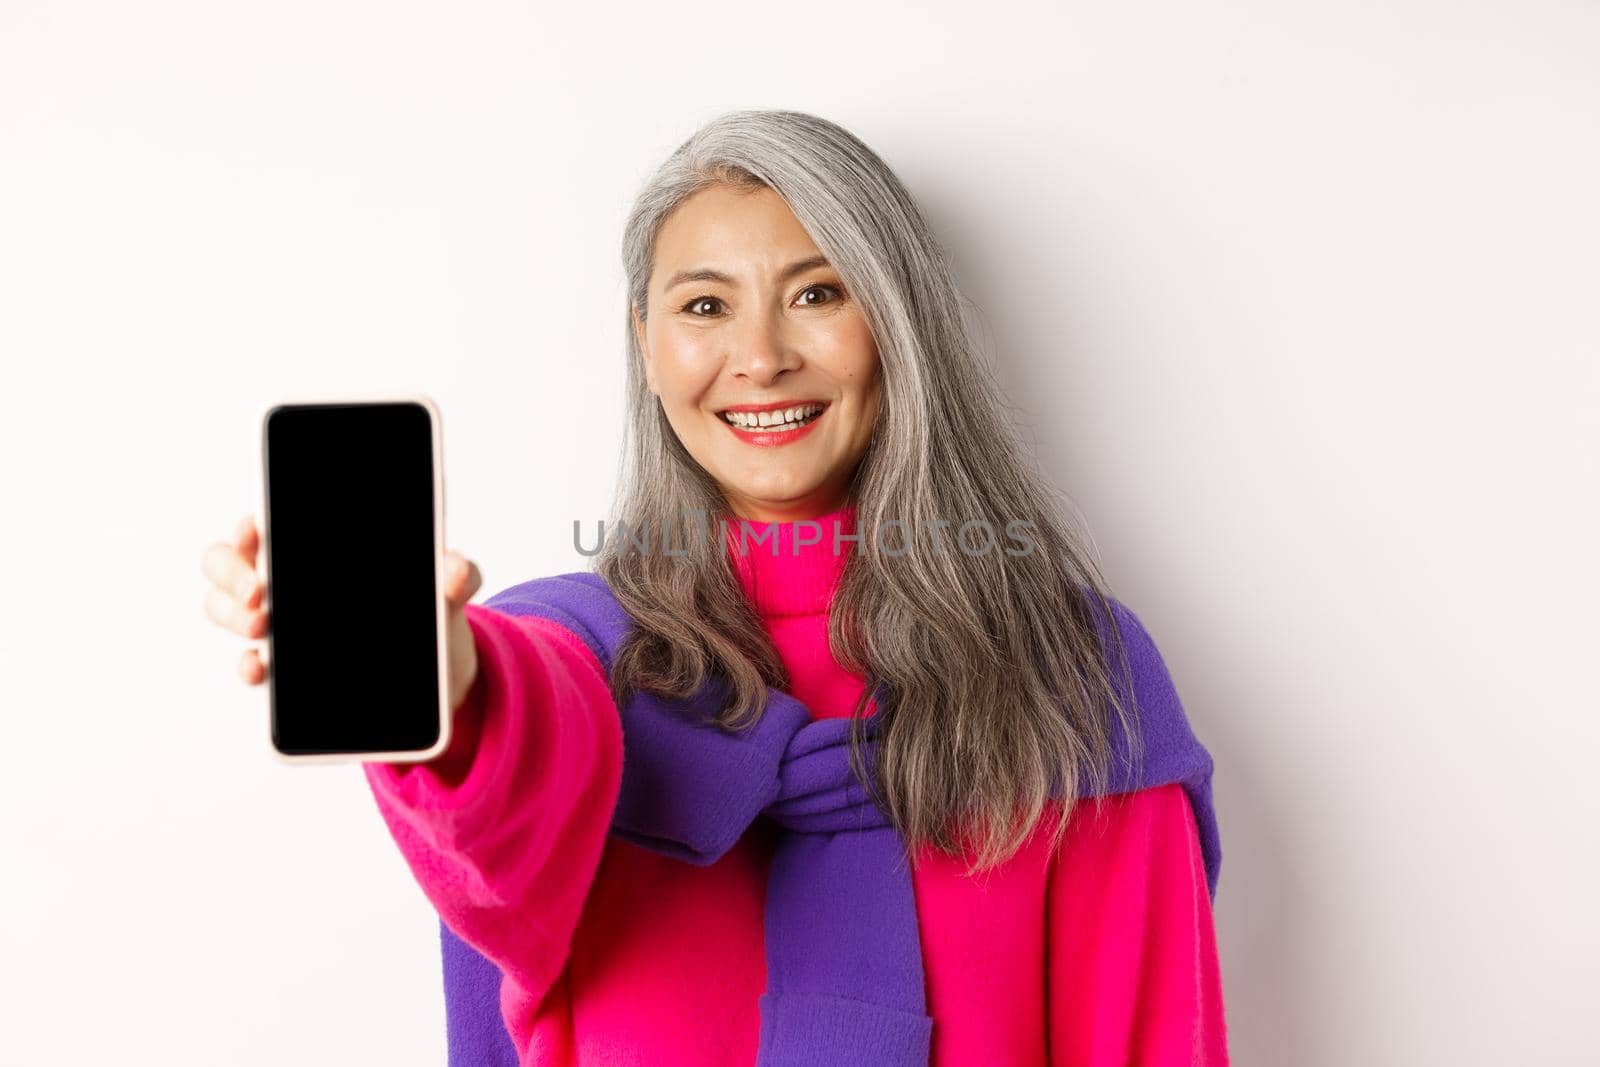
left=721, top=485, right=854, bottom=525
left=723, top=500, right=858, bottom=617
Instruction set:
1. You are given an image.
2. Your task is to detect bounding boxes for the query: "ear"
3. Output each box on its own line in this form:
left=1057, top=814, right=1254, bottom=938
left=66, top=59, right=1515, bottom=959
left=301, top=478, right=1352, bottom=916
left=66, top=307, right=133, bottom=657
left=632, top=304, right=658, bottom=395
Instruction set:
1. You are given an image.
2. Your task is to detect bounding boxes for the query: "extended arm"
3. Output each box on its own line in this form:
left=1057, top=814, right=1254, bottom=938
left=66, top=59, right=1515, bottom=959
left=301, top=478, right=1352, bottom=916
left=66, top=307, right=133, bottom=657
left=362, top=602, right=623, bottom=1049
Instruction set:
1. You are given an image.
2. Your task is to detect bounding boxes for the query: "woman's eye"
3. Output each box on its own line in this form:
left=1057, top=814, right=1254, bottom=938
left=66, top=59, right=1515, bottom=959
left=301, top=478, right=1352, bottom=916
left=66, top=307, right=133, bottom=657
left=681, top=296, right=725, bottom=317
left=796, top=284, right=842, bottom=307
left=680, top=286, right=842, bottom=317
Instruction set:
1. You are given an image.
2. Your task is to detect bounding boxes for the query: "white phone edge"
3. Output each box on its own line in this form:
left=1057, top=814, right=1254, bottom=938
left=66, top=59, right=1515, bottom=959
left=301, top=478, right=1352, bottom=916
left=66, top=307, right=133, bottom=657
left=254, top=390, right=454, bottom=767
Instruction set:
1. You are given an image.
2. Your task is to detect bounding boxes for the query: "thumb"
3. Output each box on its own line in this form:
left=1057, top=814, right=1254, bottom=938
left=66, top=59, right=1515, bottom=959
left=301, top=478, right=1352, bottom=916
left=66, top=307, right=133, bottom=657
left=443, top=550, right=482, bottom=608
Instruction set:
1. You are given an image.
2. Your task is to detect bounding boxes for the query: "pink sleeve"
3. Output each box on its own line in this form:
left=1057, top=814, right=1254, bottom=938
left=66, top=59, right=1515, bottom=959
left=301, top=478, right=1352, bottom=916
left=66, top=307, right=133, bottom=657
left=1047, top=781, right=1229, bottom=1065
left=360, top=601, right=623, bottom=1040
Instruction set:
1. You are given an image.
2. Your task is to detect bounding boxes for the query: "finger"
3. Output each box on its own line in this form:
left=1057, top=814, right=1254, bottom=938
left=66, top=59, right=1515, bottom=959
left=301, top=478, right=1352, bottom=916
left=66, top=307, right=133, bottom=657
left=442, top=551, right=466, bottom=603
left=205, top=585, right=268, bottom=638
left=237, top=646, right=267, bottom=685
left=202, top=539, right=260, bottom=608
left=236, top=513, right=259, bottom=564
left=235, top=515, right=262, bottom=607
left=442, top=552, right=481, bottom=608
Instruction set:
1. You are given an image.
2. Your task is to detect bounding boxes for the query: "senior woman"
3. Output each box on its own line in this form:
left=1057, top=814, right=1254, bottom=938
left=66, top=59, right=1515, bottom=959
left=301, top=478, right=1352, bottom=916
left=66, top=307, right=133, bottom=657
left=203, top=109, right=1227, bottom=1065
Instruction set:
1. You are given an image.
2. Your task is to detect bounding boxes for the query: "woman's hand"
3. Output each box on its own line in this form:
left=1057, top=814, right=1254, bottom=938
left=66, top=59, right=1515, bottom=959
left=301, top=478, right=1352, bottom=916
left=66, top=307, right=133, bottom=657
left=201, top=514, right=485, bottom=712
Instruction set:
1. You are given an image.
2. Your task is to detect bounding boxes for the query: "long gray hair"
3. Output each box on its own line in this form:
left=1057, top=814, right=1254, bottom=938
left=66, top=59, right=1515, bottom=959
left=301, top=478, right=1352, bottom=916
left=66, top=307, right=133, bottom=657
left=594, top=108, right=1143, bottom=875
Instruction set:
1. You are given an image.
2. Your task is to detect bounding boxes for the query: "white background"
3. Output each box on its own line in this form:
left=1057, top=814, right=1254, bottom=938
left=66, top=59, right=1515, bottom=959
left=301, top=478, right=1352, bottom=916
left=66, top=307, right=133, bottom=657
left=2, top=2, right=1596, bottom=1064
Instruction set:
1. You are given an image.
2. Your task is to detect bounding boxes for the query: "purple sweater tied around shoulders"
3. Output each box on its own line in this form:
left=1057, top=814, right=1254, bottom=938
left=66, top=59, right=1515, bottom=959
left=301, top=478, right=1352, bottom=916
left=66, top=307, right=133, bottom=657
left=428, top=572, right=1221, bottom=1067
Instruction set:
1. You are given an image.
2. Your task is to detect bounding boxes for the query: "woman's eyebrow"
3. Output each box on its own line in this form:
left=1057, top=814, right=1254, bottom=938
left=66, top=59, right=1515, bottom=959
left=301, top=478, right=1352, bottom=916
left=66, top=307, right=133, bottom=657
left=663, top=255, right=831, bottom=292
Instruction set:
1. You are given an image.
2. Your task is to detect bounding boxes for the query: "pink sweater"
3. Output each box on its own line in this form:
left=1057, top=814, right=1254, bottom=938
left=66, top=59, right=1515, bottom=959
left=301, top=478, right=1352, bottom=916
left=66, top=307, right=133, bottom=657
left=363, top=507, right=1229, bottom=1065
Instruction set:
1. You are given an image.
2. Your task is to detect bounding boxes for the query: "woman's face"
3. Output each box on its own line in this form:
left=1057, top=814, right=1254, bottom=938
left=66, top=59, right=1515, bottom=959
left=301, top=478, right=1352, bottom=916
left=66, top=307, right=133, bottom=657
left=633, top=183, right=882, bottom=523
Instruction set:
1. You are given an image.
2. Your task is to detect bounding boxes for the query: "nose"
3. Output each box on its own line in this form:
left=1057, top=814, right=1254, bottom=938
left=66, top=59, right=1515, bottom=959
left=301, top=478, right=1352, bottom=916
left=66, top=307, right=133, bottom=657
left=725, top=311, right=802, bottom=385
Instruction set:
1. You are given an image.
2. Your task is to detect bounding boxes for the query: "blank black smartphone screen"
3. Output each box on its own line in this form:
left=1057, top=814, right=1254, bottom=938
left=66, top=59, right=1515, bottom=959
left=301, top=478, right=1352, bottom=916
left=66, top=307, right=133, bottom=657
left=263, top=401, right=443, bottom=757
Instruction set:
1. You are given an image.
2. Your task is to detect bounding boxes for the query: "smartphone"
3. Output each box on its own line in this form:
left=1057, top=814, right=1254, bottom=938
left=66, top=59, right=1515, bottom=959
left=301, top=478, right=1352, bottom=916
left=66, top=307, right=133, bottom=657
left=255, top=394, right=451, bottom=765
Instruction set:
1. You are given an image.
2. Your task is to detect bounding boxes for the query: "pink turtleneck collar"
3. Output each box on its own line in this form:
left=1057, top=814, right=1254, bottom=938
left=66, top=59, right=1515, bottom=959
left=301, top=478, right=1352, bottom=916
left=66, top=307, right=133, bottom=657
left=723, top=502, right=858, bottom=618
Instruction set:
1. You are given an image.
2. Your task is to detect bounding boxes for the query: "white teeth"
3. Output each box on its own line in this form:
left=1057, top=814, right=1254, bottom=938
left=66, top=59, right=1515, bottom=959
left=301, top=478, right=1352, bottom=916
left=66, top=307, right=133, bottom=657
left=721, top=403, right=824, bottom=430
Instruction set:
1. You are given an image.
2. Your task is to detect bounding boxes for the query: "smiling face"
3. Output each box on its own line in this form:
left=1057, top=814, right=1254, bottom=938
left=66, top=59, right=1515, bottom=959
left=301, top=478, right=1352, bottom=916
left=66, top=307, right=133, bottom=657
left=633, top=182, right=882, bottom=523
